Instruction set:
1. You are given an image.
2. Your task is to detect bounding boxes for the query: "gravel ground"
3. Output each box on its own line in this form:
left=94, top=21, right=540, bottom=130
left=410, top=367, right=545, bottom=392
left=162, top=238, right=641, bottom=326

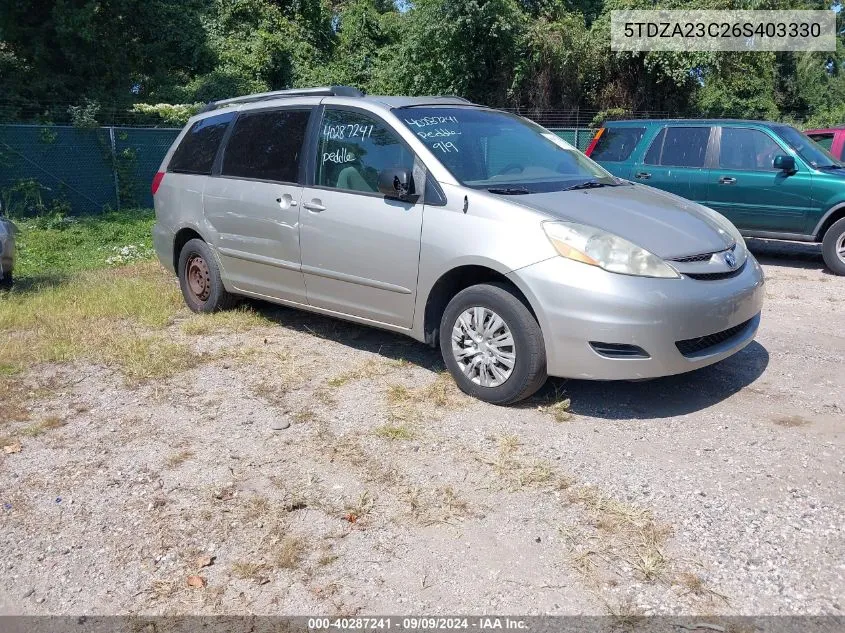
left=0, top=239, right=843, bottom=616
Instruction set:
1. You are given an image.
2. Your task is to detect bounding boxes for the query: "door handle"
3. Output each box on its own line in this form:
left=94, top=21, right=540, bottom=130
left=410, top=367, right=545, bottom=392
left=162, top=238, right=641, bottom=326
left=303, top=201, right=326, bottom=212
left=276, top=196, right=298, bottom=208
left=634, top=172, right=651, bottom=179
left=718, top=176, right=737, bottom=185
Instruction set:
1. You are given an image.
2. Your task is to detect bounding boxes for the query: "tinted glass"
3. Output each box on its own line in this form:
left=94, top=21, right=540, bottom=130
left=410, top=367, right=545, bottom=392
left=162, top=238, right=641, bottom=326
left=719, top=128, right=782, bottom=170
left=808, top=133, right=834, bottom=152
left=317, top=109, right=414, bottom=193
left=397, top=107, right=615, bottom=193
left=222, top=109, right=310, bottom=182
left=645, top=127, right=709, bottom=167
left=169, top=113, right=234, bottom=175
left=590, top=127, right=645, bottom=162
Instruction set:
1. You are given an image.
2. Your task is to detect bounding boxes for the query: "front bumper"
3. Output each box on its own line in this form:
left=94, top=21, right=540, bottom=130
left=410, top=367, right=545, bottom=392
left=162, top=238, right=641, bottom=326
left=509, top=254, right=765, bottom=380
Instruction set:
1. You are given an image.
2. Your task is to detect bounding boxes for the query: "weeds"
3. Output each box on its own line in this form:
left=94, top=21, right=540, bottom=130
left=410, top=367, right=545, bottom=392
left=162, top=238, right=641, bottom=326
left=374, top=422, right=416, bottom=440
left=181, top=307, right=270, bottom=335
left=20, top=415, right=66, bottom=437
left=385, top=372, right=465, bottom=421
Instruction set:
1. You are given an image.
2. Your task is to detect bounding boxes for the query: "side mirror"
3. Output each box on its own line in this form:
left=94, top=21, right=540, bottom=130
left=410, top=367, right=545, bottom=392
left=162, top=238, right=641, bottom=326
left=378, top=168, right=416, bottom=201
left=773, top=155, right=796, bottom=173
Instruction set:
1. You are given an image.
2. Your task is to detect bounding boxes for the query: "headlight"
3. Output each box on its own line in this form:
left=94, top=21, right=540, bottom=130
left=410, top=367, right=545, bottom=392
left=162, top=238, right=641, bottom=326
left=542, top=221, right=679, bottom=278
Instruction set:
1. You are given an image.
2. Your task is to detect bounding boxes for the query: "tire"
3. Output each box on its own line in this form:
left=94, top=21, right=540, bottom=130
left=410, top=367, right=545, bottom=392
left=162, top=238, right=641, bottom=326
left=177, top=238, right=235, bottom=313
left=821, top=217, right=845, bottom=276
left=0, top=273, right=11, bottom=291
left=439, top=282, right=547, bottom=405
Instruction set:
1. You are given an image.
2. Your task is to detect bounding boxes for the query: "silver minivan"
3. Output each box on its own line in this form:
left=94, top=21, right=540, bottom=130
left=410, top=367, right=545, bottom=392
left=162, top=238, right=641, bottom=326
left=152, top=86, right=764, bottom=404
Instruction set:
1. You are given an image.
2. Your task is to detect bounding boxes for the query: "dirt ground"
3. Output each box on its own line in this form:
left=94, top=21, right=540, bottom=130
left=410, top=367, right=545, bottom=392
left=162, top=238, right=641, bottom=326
left=1, top=239, right=843, bottom=616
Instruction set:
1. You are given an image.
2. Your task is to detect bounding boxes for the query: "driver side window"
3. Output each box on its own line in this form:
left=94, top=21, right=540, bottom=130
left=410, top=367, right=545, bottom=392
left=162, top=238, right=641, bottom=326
left=316, top=109, right=413, bottom=194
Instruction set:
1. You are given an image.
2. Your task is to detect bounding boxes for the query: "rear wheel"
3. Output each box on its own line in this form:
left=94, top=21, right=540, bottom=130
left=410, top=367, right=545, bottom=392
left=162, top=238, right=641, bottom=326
left=439, top=283, right=547, bottom=405
left=177, top=238, right=235, bottom=312
left=822, top=218, right=845, bottom=276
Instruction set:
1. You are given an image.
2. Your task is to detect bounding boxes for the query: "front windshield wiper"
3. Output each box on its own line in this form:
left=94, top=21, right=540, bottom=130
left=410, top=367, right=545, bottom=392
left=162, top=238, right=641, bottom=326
left=815, top=164, right=845, bottom=170
left=564, top=180, right=617, bottom=191
left=488, top=187, right=530, bottom=195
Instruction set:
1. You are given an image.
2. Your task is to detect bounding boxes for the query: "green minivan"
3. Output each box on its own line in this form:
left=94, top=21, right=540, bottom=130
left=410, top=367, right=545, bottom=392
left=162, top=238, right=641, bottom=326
left=586, top=119, right=845, bottom=274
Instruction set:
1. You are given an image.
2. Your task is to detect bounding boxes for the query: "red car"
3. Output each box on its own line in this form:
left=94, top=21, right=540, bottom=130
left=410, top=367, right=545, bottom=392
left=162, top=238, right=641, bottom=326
left=805, top=127, right=845, bottom=160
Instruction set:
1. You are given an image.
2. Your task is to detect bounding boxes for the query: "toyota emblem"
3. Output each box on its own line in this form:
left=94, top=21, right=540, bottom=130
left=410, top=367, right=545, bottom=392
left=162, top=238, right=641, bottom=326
left=725, top=252, right=737, bottom=268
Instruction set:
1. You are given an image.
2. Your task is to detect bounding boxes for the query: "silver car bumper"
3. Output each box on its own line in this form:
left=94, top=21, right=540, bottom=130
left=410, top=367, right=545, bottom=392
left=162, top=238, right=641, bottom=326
left=0, top=227, right=14, bottom=280
left=510, top=254, right=765, bottom=380
left=152, top=222, right=175, bottom=273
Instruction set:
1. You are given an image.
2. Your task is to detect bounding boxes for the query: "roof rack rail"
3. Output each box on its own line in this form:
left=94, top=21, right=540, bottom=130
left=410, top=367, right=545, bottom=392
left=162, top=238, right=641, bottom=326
left=200, top=86, right=364, bottom=113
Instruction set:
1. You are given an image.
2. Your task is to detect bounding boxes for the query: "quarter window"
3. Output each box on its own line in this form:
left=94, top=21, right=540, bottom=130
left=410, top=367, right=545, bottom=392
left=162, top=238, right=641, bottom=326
left=222, top=109, right=310, bottom=182
left=316, top=109, right=413, bottom=193
left=169, top=112, right=234, bottom=175
left=644, top=127, right=710, bottom=168
left=719, top=128, right=782, bottom=171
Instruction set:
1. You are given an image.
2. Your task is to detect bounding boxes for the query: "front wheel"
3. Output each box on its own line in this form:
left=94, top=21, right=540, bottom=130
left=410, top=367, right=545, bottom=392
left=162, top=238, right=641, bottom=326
left=822, top=217, right=845, bottom=276
left=439, top=283, right=547, bottom=405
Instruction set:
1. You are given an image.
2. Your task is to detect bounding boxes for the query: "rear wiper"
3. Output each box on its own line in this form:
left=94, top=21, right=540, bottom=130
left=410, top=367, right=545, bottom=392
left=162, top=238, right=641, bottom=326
left=564, top=180, right=614, bottom=191
left=488, top=187, right=530, bottom=195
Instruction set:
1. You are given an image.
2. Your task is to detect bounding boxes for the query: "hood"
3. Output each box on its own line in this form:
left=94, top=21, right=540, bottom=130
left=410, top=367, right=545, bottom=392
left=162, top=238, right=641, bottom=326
left=512, top=183, right=734, bottom=260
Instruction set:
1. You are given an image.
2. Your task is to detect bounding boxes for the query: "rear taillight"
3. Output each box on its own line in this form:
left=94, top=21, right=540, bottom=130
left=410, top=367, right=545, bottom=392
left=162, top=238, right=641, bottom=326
left=584, top=128, right=605, bottom=157
left=151, top=171, right=165, bottom=196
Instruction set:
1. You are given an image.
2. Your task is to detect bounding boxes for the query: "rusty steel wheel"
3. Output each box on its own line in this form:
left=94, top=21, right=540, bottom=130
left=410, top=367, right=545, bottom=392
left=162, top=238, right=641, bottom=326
left=186, top=254, right=212, bottom=302
left=177, top=238, right=235, bottom=313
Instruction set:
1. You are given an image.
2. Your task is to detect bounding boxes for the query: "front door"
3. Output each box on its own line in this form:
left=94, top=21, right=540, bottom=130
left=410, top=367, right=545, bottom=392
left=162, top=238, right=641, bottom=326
left=299, top=107, right=423, bottom=328
left=706, top=127, right=813, bottom=233
left=203, top=107, right=312, bottom=302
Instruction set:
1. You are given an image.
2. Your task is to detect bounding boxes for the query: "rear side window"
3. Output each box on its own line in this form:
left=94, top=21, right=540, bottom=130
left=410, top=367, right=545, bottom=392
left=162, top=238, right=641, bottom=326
left=168, top=112, right=234, bottom=175
left=644, top=127, right=710, bottom=168
left=222, top=109, right=311, bottom=182
left=808, top=133, right=834, bottom=152
left=590, top=127, right=645, bottom=161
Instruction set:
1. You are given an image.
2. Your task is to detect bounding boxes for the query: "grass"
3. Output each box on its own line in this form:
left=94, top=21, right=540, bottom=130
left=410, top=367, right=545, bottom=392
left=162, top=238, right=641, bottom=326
left=385, top=372, right=466, bottom=421
left=11, top=209, right=155, bottom=280
left=20, top=415, right=66, bottom=437
left=537, top=385, right=573, bottom=422
left=181, top=307, right=271, bottom=335
left=326, top=358, right=408, bottom=388
left=275, top=536, right=306, bottom=569
left=374, top=422, right=416, bottom=440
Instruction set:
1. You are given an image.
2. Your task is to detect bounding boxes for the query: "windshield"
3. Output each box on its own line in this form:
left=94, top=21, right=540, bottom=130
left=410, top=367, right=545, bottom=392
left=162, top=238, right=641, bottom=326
left=398, top=107, right=617, bottom=193
left=773, top=124, right=842, bottom=169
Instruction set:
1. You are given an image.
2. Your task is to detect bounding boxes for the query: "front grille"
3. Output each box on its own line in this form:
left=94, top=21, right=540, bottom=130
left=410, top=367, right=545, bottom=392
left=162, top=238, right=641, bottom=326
left=685, top=262, right=746, bottom=280
left=671, top=251, right=715, bottom=263
left=589, top=342, right=650, bottom=359
left=675, top=318, right=754, bottom=357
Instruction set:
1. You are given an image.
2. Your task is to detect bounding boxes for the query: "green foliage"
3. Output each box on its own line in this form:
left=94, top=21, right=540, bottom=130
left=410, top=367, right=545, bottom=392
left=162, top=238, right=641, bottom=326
left=129, top=103, right=204, bottom=126
left=1, top=179, right=70, bottom=220
left=13, top=209, right=155, bottom=280
left=1, top=0, right=845, bottom=125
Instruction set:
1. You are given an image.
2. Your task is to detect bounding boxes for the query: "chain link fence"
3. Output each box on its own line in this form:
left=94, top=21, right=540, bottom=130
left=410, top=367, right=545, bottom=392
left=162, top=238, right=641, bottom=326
left=0, top=122, right=593, bottom=216
left=0, top=125, right=181, bottom=215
